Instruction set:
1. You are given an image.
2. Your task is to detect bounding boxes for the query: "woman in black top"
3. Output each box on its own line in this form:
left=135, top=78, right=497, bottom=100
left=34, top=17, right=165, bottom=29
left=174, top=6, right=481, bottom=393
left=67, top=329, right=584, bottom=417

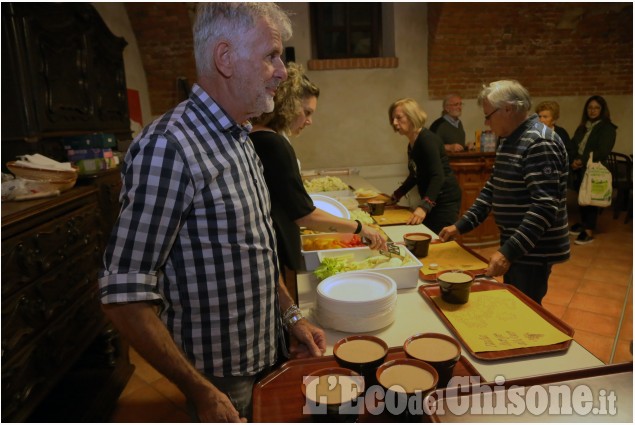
left=250, top=63, right=386, bottom=272
left=388, top=98, right=462, bottom=234
left=567, top=95, right=617, bottom=245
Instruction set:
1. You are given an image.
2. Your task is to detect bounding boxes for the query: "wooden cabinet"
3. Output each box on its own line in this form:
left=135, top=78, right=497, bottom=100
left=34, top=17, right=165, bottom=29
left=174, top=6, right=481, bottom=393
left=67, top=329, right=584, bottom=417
left=1, top=184, right=133, bottom=422
left=1, top=3, right=130, bottom=142
left=449, top=153, right=499, bottom=247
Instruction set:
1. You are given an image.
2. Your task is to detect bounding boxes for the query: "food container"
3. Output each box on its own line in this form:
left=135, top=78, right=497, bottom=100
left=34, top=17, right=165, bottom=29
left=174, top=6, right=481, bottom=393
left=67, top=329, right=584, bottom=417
left=301, top=233, right=369, bottom=270
left=315, top=247, right=423, bottom=289
left=302, top=367, right=364, bottom=421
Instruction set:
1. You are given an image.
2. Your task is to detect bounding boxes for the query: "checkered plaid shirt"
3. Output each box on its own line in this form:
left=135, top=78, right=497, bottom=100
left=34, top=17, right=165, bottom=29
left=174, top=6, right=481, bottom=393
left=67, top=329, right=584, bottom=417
left=99, top=84, right=279, bottom=376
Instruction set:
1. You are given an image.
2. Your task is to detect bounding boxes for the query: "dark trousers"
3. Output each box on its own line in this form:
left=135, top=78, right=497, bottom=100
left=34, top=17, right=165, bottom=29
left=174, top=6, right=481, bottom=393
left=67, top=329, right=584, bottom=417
left=504, top=262, right=553, bottom=305
left=423, top=196, right=461, bottom=235
left=580, top=205, right=600, bottom=231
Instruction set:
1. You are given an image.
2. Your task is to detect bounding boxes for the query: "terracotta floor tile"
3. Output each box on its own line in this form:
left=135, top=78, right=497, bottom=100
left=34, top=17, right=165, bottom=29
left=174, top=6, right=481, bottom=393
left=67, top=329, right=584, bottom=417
left=562, top=308, right=620, bottom=337
left=571, top=329, right=612, bottom=364
left=588, top=256, right=633, bottom=274
left=119, top=373, right=148, bottom=398
left=542, top=302, right=567, bottom=319
left=542, top=286, right=575, bottom=307
left=129, top=348, right=166, bottom=384
left=611, top=339, right=633, bottom=364
left=548, top=274, right=582, bottom=292
left=549, top=261, right=588, bottom=280
left=577, top=279, right=631, bottom=301
left=111, top=385, right=188, bottom=423
left=593, top=246, right=633, bottom=262
left=569, top=293, right=624, bottom=318
left=583, top=267, right=632, bottom=287
left=152, top=377, right=187, bottom=409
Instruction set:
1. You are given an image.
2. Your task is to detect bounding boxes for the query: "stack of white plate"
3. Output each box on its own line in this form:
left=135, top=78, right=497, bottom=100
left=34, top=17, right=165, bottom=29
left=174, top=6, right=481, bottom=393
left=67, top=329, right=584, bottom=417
left=314, top=271, right=397, bottom=333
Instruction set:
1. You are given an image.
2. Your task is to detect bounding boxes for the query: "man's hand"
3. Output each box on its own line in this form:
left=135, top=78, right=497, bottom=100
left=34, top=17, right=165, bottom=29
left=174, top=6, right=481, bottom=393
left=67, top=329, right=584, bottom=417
left=406, top=207, right=426, bottom=225
left=485, top=251, right=511, bottom=277
left=288, top=319, right=326, bottom=359
left=438, top=225, right=459, bottom=241
left=192, top=385, right=246, bottom=423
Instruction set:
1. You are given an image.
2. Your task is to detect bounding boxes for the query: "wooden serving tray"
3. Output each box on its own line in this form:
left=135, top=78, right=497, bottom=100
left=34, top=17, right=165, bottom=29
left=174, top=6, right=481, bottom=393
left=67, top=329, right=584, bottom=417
left=419, top=241, right=488, bottom=280
left=252, top=347, right=483, bottom=423
left=418, top=281, right=574, bottom=361
left=371, top=206, right=413, bottom=226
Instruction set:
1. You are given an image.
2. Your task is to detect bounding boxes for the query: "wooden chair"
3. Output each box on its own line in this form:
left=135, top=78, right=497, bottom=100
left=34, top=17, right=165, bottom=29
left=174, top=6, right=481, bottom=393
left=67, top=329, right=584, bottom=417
left=605, top=151, right=633, bottom=223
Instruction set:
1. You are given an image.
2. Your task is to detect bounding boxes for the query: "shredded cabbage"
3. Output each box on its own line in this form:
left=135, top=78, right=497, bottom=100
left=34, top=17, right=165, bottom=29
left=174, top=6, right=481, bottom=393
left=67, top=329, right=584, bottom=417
left=303, top=176, right=349, bottom=193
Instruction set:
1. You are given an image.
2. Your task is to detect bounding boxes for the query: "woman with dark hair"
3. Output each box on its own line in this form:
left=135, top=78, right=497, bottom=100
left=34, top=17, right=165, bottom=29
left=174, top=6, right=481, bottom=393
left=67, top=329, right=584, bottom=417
left=568, top=95, right=617, bottom=245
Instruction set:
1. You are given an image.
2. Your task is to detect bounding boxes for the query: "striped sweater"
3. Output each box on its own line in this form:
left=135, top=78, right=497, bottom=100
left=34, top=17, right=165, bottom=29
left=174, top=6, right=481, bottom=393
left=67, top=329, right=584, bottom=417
left=456, top=114, right=570, bottom=265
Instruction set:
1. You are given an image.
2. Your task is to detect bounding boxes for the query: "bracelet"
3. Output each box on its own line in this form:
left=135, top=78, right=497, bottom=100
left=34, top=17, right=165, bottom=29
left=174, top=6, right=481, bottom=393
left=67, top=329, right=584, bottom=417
left=353, top=219, right=363, bottom=234
left=282, top=304, right=304, bottom=330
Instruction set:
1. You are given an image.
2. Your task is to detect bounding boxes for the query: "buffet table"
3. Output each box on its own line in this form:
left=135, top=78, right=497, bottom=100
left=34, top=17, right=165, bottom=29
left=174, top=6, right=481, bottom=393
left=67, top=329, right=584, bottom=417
left=255, top=174, right=632, bottom=423
left=297, top=223, right=604, bottom=382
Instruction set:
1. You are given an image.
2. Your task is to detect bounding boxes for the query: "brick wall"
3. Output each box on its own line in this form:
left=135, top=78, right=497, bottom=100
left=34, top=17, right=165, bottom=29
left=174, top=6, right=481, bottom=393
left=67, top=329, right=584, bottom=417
left=428, top=3, right=633, bottom=99
left=125, top=3, right=196, bottom=116
left=126, top=3, right=632, bottom=115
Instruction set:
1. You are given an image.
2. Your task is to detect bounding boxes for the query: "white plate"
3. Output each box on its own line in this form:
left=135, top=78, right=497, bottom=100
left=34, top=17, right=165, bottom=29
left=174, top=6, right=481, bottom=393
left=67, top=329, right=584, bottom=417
left=310, top=194, right=351, bottom=219
left=317, top=271, right=396, bottom=303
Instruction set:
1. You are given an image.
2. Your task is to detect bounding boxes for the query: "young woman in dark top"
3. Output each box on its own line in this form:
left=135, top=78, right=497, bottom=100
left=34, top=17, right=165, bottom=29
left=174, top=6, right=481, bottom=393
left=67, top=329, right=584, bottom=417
left=567, top=95, right=617, bottom=245
left=388, top=98, right=462, bottom=234
left=250, top=63, right=386, bottom=272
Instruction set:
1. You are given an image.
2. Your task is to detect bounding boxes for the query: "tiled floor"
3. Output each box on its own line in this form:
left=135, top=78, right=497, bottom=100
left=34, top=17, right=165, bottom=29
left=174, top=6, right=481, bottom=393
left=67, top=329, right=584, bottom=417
left=110, top=199, right=633, bottom=422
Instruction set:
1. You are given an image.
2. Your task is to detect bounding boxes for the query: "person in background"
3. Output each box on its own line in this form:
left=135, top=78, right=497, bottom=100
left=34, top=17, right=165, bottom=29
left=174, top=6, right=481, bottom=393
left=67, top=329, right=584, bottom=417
left=535, top=100, right=571, bottom=147
left=439, top=80, right=570, bottom=305
left=251, top=62, right=387, bottom=277
left=388, top=98, right=461, bottom=234
left=98, top=4, right=325, bottom=422
left=567, top=95, right=617, bottom=245
left=429, top=94, right=467, bottom=153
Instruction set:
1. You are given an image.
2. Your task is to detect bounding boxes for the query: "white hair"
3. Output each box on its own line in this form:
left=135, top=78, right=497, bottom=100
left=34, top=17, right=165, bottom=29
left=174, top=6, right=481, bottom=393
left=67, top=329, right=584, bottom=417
left=193, top=2, right=292, bottom=77
left=477, top=80, right=532, bottom=112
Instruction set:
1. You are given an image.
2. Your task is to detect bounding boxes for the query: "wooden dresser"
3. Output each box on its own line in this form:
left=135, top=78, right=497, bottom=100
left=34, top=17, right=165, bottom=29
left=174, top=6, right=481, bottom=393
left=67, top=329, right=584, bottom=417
left=448, top=151, right=499, bottom=247
left=1, top=172, right=133, bottom=422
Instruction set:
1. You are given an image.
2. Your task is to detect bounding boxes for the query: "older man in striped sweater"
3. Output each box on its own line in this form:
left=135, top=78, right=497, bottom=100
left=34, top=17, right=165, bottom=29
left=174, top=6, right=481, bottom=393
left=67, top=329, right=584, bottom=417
left=439, top=80, right=570, bottom=305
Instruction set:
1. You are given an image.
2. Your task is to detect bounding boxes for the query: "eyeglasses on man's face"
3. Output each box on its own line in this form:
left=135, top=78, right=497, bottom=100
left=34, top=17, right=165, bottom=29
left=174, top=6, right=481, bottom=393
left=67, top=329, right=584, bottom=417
left=448, top=102, right=463, bottom=107
left=484, top=108, right=500, bottom=121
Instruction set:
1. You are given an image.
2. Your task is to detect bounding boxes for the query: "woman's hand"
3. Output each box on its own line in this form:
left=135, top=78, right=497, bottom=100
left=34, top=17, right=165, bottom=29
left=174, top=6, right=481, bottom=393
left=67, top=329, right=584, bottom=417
left=359, top=225, right=388, bottom=251
left=406, top=207, right=426, bottom=225
left=571, top=159, right=583, bottom=170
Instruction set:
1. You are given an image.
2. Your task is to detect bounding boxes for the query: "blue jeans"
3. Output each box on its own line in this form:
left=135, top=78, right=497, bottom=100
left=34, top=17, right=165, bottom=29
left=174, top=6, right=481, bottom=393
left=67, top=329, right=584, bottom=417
left=187, top=374, right=259, bottom=421
left=503, top=262, right=552, bottom=305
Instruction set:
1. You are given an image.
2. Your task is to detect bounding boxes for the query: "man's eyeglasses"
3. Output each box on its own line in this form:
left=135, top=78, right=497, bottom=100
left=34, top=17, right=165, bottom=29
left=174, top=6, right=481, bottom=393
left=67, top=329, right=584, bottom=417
left=484, top=108, right=500, bottom=121
left=448, top=102, right=463, bottom=107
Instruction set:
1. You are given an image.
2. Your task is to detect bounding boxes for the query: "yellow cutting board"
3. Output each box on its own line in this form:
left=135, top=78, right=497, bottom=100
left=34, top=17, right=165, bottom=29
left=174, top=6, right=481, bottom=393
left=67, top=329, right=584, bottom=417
left=420, top=241, right=489, bottom=278
left=372, top=207, right=412, bottom=226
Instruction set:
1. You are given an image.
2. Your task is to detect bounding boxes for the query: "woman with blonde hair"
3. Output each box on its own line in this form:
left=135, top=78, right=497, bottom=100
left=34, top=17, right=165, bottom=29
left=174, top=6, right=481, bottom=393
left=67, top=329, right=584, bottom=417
left=387, top=98, right=461, bottom=234
left=251, top=63, right=386, bottom=276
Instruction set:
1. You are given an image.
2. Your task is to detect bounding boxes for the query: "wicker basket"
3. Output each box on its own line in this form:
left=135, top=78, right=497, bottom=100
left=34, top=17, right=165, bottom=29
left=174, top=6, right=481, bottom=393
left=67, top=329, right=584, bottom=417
left=7, top=161, right=78, bottom=192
